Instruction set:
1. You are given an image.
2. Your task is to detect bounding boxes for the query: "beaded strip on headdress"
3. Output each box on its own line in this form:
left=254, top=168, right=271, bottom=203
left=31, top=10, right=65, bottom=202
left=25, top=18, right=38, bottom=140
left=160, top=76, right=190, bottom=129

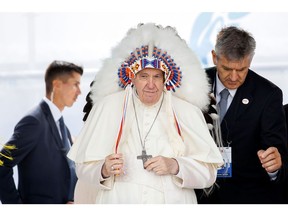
left=118, top=45, right=182, bottom=92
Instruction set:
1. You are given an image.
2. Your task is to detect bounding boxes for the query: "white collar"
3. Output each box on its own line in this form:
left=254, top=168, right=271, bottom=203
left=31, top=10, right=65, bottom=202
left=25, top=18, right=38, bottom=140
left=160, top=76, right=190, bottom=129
left=43, top=96, right=62, bottom=122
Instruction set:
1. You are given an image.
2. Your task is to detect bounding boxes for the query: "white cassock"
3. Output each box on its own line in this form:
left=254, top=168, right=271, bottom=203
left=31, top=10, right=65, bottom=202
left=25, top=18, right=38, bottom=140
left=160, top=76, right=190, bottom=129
left=68, top=86, right=223, bottom=204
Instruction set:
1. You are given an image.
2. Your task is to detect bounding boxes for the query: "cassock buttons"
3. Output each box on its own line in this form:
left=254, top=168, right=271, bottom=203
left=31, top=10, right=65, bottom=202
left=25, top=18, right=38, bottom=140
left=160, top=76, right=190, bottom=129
left=242, top=98, right=249, bottom=105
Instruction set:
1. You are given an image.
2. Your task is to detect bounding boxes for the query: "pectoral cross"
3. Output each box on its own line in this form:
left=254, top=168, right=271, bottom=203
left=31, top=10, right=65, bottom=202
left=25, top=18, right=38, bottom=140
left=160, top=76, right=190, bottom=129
left=137, top=150, right=152, bottom=168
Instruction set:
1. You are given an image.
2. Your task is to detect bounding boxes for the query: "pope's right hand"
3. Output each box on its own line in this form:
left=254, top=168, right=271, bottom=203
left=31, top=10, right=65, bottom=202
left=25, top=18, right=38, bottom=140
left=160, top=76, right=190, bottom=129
left=101, top=153, right=124, bottom=178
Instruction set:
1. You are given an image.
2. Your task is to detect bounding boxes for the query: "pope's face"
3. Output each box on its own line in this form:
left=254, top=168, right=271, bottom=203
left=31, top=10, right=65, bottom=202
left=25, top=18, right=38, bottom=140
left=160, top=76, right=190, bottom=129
left=132, top=68, right=164, bottom=106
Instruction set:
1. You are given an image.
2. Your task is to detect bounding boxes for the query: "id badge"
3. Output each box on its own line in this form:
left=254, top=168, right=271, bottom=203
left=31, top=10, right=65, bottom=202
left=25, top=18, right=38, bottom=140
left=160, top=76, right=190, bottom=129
left=217, top=147, right=232, bottom=178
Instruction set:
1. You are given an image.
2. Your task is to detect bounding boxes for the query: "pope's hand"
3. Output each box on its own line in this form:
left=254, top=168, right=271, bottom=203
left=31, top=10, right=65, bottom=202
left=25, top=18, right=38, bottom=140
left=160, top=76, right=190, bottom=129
left=102, top=153, right=124, bottom=178
left=144, top=156, right=179, bottom=175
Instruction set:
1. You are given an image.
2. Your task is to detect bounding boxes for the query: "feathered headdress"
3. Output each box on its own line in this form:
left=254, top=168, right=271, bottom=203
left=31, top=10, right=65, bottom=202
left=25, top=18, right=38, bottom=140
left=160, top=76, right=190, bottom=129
left=84, top=23, right=211, bottom=120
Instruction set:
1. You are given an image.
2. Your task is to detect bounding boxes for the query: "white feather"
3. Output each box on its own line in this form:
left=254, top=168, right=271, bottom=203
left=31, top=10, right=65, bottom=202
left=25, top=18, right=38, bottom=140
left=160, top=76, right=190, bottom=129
left=90, top=23, right=210, bottom=110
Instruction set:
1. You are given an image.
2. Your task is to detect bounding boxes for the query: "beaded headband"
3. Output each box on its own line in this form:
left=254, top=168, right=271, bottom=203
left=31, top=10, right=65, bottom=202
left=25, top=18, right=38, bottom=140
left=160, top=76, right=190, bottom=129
left=118, top=45, right=182, bottom=92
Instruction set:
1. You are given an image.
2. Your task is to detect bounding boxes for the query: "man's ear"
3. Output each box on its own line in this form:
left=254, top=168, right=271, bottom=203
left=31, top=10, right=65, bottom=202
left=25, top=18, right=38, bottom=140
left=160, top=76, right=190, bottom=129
left=212, top=50, right=218, bottom=65
left=52, top=79, right=62, bottom=91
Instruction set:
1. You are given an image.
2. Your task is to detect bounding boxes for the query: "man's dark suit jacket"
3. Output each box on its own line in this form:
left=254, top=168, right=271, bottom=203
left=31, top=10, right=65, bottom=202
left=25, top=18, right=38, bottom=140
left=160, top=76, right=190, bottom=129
left=197, top=67, right=288, bottom=204
left=284, top=104, right=288, bottom=144
left=283, top=103, right=288, bottom=202
left=0, top=100, right=76, bottom=204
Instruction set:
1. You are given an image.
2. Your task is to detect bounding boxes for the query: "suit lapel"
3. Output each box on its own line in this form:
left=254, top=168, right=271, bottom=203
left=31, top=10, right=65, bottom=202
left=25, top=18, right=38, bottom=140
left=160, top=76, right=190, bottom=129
left=224, top=88, right=253, bottom=123
left=224, top=72, right=254, bottom=123
left=40, top=100, right=63, bottom=150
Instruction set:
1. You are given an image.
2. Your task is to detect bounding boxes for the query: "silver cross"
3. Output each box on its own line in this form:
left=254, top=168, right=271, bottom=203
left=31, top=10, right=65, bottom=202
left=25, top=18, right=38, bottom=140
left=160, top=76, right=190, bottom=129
left=137, top=150, right=152, bottom=169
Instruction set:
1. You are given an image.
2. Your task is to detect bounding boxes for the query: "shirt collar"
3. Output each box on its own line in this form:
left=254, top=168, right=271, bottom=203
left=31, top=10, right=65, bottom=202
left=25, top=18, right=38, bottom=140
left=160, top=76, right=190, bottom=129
left=43, top=96, right=62, bottom=122
left=215, top=73, right=237, bottom=99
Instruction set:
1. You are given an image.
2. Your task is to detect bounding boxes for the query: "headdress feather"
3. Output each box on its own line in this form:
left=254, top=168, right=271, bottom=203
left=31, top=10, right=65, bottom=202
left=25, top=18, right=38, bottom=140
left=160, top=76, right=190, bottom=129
left=89, top=23, right=210, bottom=110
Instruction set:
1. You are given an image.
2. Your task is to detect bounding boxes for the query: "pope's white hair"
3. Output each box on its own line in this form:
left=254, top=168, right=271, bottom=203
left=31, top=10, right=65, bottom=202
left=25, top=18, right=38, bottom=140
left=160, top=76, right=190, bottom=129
left=90, top=23, right=210, bottom=110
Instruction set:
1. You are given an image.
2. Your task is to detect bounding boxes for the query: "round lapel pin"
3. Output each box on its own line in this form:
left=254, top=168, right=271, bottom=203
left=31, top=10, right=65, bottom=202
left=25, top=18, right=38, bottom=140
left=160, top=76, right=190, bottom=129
left=242, top=98, right=249, bottom=104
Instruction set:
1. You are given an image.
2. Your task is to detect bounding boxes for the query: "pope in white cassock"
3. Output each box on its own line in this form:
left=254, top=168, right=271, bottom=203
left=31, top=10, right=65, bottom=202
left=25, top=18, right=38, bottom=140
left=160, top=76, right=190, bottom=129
left=68, top=23, right=224, bottom=204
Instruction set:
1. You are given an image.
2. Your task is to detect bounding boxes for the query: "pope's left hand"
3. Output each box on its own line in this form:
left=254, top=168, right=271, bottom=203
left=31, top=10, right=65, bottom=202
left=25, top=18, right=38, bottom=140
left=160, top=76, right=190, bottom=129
left=144, top=156, right=179, bottom=175
left=257, top=147, right=282, bottom=173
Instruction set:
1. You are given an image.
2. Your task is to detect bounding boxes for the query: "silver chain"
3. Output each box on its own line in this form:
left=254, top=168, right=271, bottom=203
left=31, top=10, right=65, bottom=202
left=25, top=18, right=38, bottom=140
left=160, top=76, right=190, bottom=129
left=132, top=91, right=164, bottom=151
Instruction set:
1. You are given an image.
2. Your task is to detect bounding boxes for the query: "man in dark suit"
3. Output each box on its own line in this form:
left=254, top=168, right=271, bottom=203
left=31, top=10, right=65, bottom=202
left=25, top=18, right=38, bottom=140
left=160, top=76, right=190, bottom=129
left=283, top=104, right=288, bottom=202
left=0, top=60, right=83, bottom=204
left=284, top=104, right=288, bottom=137
left=197, top=26, right=288, bottom=204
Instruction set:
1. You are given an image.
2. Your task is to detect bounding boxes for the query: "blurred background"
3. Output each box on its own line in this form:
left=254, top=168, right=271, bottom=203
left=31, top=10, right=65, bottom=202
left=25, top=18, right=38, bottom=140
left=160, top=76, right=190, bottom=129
left=1, top=12, right=288, bottom=143
left=1, top=0, right=287, bottom=211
